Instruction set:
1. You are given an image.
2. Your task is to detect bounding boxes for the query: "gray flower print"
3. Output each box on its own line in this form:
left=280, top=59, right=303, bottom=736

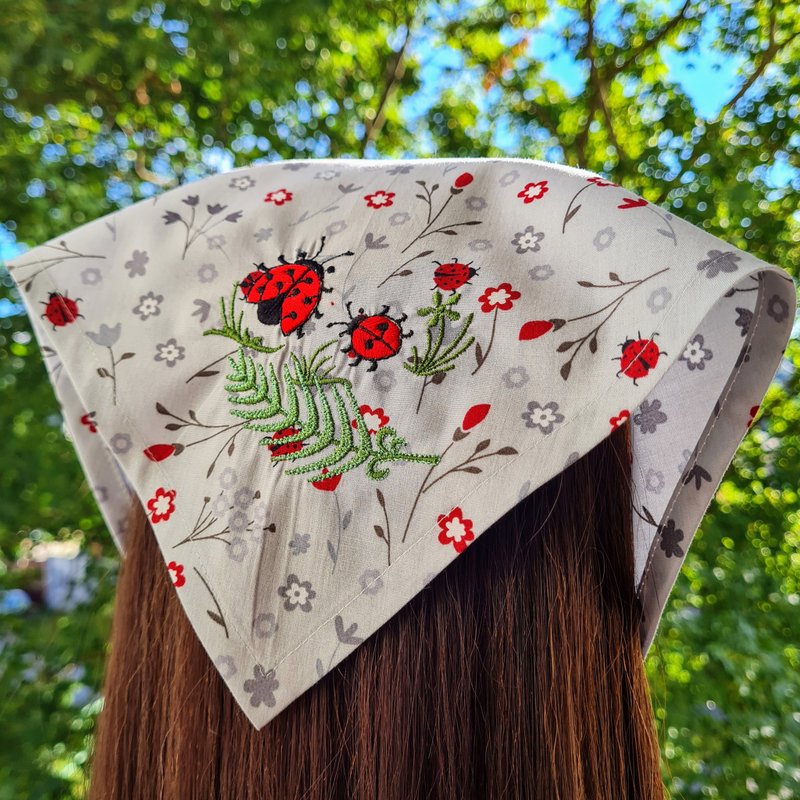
left=206, top=234, right=226, bottom=251
left=227, top=536, right=248, bottom=562
left=658, top=518, right=685, bottom=557
left=86, top=323, right=121, bottom=347
left=228, top=175, right=255, bottom=191
left=325, top=219, right=348, bottom=237
left=212, top=492, right=230, bottom=516
left=767, top=293, right=789, bottom=323
left=233, top=487, right=254, bottom=508
left=314, top=168, right=340, bottom=180
left=109, top=433, right=132, bottom=454
left=373, top=368, right=396, bottom=392
left=386, top=164, right=413, bottom=175
left=154, top=337, right=185, bottom=367
left=252, top=501, right=269, bottom=529
left=644, top=468, right=665, bottom=494
left=592, top=226, right=615, bottom=251
left=288, top=533, right=311, bottom=556
left=243, top=665, right=279, bottom=708
left=278, top=574, right=316, bottom=612
left=502, top=365, right=530, bottom=389
left=389, top=211, right=410, bottom=226
left=219, top=467, right=238, bottom=490
left=498, top=169, right=519, bottom=187
left=124, top=249, right=149, bottom=277
left=197, top=263, right=218, bottom=283
left=680, top=334, right=713, bottom=371
left=282, top=162, right=308, bottom=171
left=228, top=510, right=248, bottom=535
left=358, top=568, right=384, bottom=596
left=468, top=238, right=492, bottom=252
left=133, top=291, right=163, bottom=320
left=215, top=655, right=237, bottom=679
left=528, top=263, right=554, bottom=281
left=697, top=249, right=741, bottom=278
left=465, top=196, right=487, bottom=212
left=511, top=225, right=545, bottom=254
left=253, top=612, right=278, bottom=639
left=633, top=399, right=667, bottom=434
left=734, top=306, right=752, bottom=337
left=522, top=400, right=565, bottom=434
left=254, top=227, right=273, bottom=243
left=647, top=287, right=672, bottom=313
left=81, top=267, right=102, bottom=285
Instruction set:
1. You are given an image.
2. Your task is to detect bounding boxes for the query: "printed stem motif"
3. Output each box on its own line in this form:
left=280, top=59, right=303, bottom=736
left=289, top=182, right=363, bottom=226
left=186, top=348, right=239, bottom=383
left=162, top=194, right=243, bottom=260
left=404, top=290, right=475, bottom=413
left=471, top=307, right=498, bottom=376
left=192, top=567, right=229, bottom=638
left=203, top=282, right=285, bottom=355
left=225, top=340, right=441, bottom=483
left=96, top=347, right=134, bottom=406
left=17, top=241, right=106, bottom=292
left=174, top=490, right=275, bottom=548
left=376, top=249, right=433, bottom=288
left=553, top=267, right=669, bottom=380
left=401, top=180, right=481, bottom=253
left=373, top=488, right=392, bottom=566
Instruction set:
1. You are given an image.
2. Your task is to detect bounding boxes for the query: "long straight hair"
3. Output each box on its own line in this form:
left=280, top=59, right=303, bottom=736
left=88, top=422, right=666, bottom=799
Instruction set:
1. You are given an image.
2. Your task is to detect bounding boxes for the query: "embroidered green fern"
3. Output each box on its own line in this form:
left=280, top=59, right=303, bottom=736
left=225, top=339, right=441, bottom=482
left=204, top=282, right=285, bottom=354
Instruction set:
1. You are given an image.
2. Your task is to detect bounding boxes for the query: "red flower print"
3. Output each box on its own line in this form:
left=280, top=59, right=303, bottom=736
left=352, top=404, right=389, bottom=435
left=462, top=403, right=490, bottom=431
left=437, top=507, right=475, bottom=553
left=264, top=188, right=293, bottom=206
left=364, top=190, right=395, bottom=209
left=80, top=411, right=98, bottom=433
left=312, top=467, right=342, bottom=492
left=617, top=197, right=647, bottom=210
left=609, top=409, right=630, bottom=430
left=144, top=443, right=184, bottom=462
left=587, top=176, right=619, bottom=188
left=147, top=487, right=176, bottom=523
left=518, top=320, right=554, bottom=340
left=517, top=180, right=549, bottom=204
left=478, top=282, right=521, bottom=313
left=454, top=172, right=473, bottom=188
left=167, top=561, right=185, bottom=588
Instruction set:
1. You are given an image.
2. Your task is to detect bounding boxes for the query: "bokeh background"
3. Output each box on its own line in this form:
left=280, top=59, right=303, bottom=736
left=0, top=1, right=798, bottom=797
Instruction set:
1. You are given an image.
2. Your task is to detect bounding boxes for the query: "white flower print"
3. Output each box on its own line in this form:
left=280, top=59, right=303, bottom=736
left=647, top=287, right=672, bottom=313
left=277, top=574, right=316, bottom=612
left=528, top=263, right=554, bottom=281
left=522, top=400, right=565, bottom=434
left=679, top=334, right=713, bottom=371
left=314, top=168, right=340, bottom=180
left=197, top=263, right=218, bottom=283
left=215, top=655, right=237, bottom=678
left=228, top=175, right=256, bottom=191
left=767, top=293, right=789, bottom=322
left=81, top=267, right=102, bottom=285
left=153, top=337, right=185, bottom=367
left=511, top=225, right=545, bottom=254
left=365, top=190, right=393, bottom=208
left=502, top=365, right=530, bottom=389
left=133, top=291, right=163, bottom=320
left=468, top=238, right=492, bottom=251
left=593, top=226, right=615, bottom=251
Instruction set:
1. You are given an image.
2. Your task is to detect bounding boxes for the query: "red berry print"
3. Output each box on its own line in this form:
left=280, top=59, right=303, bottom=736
left=437, top=507, right=475, bottom=553
left=518, top=320, right=554, bottom=341
left=617, top=197, right=648, bottom=210
left=144, top=443, right=183, bottom=462
left=462, top=403, right=490, bottom=431
left=311, top=467, right=342, bottom=492
left=147, top=487, right=176, bottom=523
left=453, top=172, right=473, bottom=188
left=167, top=561, right=186, bottom=588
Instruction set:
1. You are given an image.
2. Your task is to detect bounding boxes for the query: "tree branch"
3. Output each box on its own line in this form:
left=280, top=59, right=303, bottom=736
left=614, top=0, right=692, bottom=74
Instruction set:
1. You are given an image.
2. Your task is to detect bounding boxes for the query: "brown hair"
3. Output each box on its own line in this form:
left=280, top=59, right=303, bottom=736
left=88, top=422, right=666, bottom=799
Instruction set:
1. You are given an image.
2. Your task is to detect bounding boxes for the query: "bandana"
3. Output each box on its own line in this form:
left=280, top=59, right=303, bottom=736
left=5, top=157, right=795, bottom=730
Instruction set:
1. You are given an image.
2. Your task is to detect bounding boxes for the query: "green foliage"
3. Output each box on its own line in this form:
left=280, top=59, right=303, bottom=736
left=0, top=1, right=798, bottom=797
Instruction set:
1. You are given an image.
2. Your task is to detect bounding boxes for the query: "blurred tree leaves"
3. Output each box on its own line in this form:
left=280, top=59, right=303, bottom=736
left=0, top=0, right=798, bottom=797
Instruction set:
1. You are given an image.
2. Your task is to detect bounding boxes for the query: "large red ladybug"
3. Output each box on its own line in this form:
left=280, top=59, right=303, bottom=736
left=432, top=258, right=480, bottom=293
left=240, top=236, right=353, bottom=338
left=267, top=426, right=304, bottom=458
left=613, top=331, right=667, bottom=385
left=41, top=291, right=83, bottom=329
left=327, top=302, right=413, bottom=372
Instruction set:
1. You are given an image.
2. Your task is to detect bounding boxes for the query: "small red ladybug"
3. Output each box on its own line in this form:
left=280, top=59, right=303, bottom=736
left=41, top=291, right=83, bottom=329
left=240, top=236, right=354, bottom=338
left=432, top=258, right=480, bottom=293
left=267, top=426, right=304, bottom=458
left=613, top=331, right=667, bottom=385
left=327, top=301, right=413, bottom=372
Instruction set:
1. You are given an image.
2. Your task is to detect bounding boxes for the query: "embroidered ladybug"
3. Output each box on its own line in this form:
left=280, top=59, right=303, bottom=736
left=41, top=291, right=83, bottom=329
left=240, top=236, right=354, bottom=338
left=327, top=301, right=413, bottom=372
left=613, top=331, right=667, bottom=385
left=432, top=258, right=480, bottom=293
left=267, top=426, right=304, bottom=458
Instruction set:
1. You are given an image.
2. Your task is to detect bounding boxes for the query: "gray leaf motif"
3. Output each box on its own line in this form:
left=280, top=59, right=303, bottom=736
left=365, top=232, right=389, bottom=249
left=696, top=249, right=741, bottom=279
left=193, top=299, right=211, bottom=323
left=334, top=614, right=363, bottom=646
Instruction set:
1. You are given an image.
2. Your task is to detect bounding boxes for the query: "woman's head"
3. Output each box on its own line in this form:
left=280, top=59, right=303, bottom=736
left=88, top=421, right=666, bottom=799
